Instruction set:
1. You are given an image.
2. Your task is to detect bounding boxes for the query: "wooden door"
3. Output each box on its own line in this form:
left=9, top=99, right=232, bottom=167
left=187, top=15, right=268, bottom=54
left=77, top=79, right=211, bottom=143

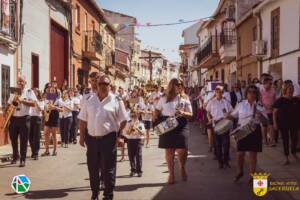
left=31, top=54, right=39, bottom=88
left=50, top=21, right=68, bottom=88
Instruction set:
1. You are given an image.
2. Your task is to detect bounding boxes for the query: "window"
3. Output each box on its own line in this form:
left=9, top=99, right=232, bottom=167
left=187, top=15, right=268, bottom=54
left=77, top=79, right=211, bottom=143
left=252, top=26, right=257, bottom=41
left=271, top=8, right=280, bottom=57
left=31, top=54, right=39, bottom=88
left=215, top=71, right=219, bottom=80
left=84, top=13, right=87, bottom=31
left=91, top=20, right=95, bottom=31
left=1, top=65, right=10, bottom=109
left=221, top=69, right=225, bottom=83
left=75, top=5, right=80, bottom=31
left=237, top=36, right=241, bottom=57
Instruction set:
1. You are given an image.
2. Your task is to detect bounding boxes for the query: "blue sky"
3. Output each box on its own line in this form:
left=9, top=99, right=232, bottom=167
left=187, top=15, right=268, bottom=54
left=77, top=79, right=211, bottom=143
left=97, top=0, right=219, bottom=62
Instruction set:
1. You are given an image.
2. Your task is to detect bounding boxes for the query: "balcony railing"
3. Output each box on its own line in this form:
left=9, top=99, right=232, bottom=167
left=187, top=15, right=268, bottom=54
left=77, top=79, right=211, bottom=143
left=82, top=30, right=103, bottom=60
left=220, top=29, right=236, bottom=46
left=0, top=0, right=17, bottom=40
left=196, top=36, right=219, bottom=65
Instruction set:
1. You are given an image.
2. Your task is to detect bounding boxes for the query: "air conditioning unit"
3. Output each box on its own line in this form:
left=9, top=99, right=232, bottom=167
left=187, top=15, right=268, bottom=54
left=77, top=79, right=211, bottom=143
left=225, top=5, right=235, bottom=21
left=252, top=40, right=267, bottom=56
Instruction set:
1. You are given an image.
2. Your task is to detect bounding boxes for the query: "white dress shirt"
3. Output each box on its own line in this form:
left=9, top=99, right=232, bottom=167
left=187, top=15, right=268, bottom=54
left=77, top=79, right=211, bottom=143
left=231, top=100, right=264, bottom=126
left=61, top=99, right=73, bottom=118
left=206, top=98, right=233, bottom=122
left=31, top=100, right=45, bottom=117
left=71, top=96, right=81, bottom=112
left=78, top=94, right=128, bottom=137
left=8, top=88, right=37, bottom=117
left=141, top=103, right=154, bottom=121
left=156, top=95, right=192, bottom=117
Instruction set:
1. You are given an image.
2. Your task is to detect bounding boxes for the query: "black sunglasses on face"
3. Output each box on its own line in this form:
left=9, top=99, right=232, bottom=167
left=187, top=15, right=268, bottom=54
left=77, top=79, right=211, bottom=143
left=98, top=82, right=110, bottom=86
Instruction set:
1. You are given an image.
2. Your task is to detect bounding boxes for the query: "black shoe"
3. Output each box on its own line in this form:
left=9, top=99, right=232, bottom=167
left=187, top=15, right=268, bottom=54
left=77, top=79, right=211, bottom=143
left=234, top=172, right=244, bottom=182
left=130, top=172, right=135, bottom=177
left=33, top=155, right=39, bottom=160
left=19, top=160, right=26, bottom=167
left=73, top=140, right=77, bottom=144
left=218, top=162, right=224, bottom=169
left=41, top=151, right=50, bottom=157
left=137, top=173, right=142, bottom=177
left=52, top=151, right=57, bottom=156
left=91, top=192, right=99, bottom=200
left=11, top=159, right=17, bottom=164
left=103, top=196, right=113, bottom=200
left=224, top=163, right=231, bottom=168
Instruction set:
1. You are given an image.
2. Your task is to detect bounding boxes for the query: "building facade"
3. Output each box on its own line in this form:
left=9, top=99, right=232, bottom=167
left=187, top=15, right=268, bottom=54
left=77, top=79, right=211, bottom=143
left=71, top=0, right=115, bottom=87
left=19, top=0, right=71, bottom=89
left=0, top=0, right=19, bottom=145
left=254, top=0, right=300, bottom=83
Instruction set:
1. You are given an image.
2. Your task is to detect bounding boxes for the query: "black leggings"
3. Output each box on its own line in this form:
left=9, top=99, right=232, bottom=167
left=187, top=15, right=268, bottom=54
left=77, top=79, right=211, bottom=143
left=280, top=128, right=298, bottom=156
left=61, top=117, right=73, bottom=144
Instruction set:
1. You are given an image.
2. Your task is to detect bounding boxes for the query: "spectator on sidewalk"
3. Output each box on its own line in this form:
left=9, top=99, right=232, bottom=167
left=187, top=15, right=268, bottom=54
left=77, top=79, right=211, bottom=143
left=260, top=76, right=276, bottom=146
left=273, top=80, right=300, bottom=165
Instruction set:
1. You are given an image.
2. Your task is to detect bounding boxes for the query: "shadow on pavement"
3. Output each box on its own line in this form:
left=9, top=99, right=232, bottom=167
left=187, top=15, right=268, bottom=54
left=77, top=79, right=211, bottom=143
left=5, top=186, right=90, bottom=199
left=115, top=183, right=165, bottom=192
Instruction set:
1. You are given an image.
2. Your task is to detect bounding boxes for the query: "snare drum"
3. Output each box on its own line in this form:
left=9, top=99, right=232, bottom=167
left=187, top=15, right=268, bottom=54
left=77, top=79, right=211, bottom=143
left=214, top=119, right=233, bottom=135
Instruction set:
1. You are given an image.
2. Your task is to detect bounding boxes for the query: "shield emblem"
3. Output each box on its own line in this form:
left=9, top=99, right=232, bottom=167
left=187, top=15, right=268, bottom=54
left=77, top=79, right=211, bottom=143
left=252, top=173, right=270, bottom=197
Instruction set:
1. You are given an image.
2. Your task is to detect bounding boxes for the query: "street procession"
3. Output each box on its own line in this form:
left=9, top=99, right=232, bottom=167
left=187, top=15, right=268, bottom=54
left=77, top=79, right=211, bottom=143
left=0, top=0, right=300, bottom=200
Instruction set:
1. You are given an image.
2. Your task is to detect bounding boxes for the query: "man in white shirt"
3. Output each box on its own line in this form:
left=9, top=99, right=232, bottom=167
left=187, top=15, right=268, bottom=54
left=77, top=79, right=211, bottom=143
left=78, top=75, right=128, bottom=200
left=7, top=76, right=37, bottom=167
left=206, top=87, right=233, bottom=169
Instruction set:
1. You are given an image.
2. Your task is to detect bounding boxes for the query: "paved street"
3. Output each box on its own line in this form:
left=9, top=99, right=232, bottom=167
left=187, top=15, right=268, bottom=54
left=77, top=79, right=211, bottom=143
left=0, top=122, right=298, bottom=200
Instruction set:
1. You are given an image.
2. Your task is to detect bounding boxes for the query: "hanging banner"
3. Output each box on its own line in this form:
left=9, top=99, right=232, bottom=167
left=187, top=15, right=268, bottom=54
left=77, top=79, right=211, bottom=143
left=101, top=23, right=107, bottom=28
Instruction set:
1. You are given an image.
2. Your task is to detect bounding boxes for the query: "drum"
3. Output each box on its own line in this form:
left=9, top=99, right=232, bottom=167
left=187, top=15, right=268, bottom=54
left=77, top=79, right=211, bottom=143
left=155, top=117, right=179, bottom=136
left=214, top=119, right=233, bottom=135
left=230, top=120, right=256, bottom=141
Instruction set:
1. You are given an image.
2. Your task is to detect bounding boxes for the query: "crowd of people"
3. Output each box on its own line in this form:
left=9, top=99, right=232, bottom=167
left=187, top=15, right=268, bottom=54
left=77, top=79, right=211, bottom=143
left=4, top=71, right=300, bottom=200
left=192, top=73, right=300, bottom=183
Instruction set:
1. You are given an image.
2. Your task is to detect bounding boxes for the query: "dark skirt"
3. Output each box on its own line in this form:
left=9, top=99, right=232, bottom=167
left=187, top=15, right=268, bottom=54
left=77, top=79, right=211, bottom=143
left=157, top=116, right=188, bottom=149
left=45, top=110, right=60, bottom=128
left=143, top=120, right=152, bottom=130
left=237, top=125, right=262, bottom=152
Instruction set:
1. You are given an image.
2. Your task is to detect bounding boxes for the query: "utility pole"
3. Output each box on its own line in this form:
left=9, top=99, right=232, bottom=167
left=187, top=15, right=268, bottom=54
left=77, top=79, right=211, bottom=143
left=139, top=50, right=162, bottom=81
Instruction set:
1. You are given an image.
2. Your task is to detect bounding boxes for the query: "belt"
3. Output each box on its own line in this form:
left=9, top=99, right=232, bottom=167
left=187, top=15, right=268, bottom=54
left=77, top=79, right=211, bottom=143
left=87, top=132, right=116, bottom=140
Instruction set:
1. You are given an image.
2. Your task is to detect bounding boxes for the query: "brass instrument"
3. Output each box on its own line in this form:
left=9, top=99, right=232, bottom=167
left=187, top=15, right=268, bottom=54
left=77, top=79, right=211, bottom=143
left=128, top=121, right=144, bottom=137
left=44, top=101, right=53, bottom=122
left=2, top=93, right=20, bottom=129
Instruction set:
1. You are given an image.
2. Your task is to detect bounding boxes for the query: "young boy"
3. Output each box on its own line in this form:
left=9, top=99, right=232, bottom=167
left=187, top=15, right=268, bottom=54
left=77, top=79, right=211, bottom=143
left=124, top=111, right=145, bottom=177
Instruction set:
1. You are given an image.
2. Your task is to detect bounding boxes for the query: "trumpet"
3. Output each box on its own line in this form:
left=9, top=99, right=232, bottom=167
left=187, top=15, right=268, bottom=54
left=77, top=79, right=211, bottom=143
left=2, top=94, right=20, bottom=129
left=128, top=121, right=144, bottom=137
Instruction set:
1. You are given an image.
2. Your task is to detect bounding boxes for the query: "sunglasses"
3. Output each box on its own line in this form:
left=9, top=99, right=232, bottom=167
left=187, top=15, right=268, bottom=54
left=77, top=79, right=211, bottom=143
left=98, top=82, right=110, bottom=86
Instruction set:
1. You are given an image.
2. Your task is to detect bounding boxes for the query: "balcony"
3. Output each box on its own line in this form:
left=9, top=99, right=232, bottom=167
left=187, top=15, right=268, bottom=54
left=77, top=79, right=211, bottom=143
left=0, top=0, right=17, bottom=44
left=219, top=29, right=237, bottom=63
left=82, top=30, right=103, bottom=61
left=196, top=36, right=220, bottom=68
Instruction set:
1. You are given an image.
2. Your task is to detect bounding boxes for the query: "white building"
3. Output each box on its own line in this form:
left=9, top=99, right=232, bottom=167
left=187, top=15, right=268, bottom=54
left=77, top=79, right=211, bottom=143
left=20, top=0, right=70, bottom=89
left=253, top=0, right=300, bottom=83
left=180, top=21, right=203, bottom=87
left=0, top=0, right=18, bottom=109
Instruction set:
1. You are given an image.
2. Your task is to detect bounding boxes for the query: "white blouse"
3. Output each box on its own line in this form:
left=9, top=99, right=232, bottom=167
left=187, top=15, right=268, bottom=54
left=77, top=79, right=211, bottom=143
left=156, top=95, right=192, bottom=117
left=231, top=100, right=264, bottom=126
left=31, top=100, right=45, bottom=117
left=60, top=99, right=73, bottom=118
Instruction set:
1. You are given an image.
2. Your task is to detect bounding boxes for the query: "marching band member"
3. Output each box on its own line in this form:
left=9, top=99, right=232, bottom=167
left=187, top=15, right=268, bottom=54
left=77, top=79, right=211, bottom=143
left=140, top=97, right=154, bottom=148
left=60, top=90, right=73, bottom=148
left=78, top=75, right=127, bottom=200
left=29, top=88, right=45, bottom=160
left=154, top=78, right=192, bottom=184
left=124, top=110, right=145, bottom=177
left=7, top=76, right=37, bottom=167
left=69, top=89, right=81, bottom=144
left=206, top=86, right=233, bottom=169
left=227, top=85, right=264, bottom=183
left=42, top=87, right=63, bottom=157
